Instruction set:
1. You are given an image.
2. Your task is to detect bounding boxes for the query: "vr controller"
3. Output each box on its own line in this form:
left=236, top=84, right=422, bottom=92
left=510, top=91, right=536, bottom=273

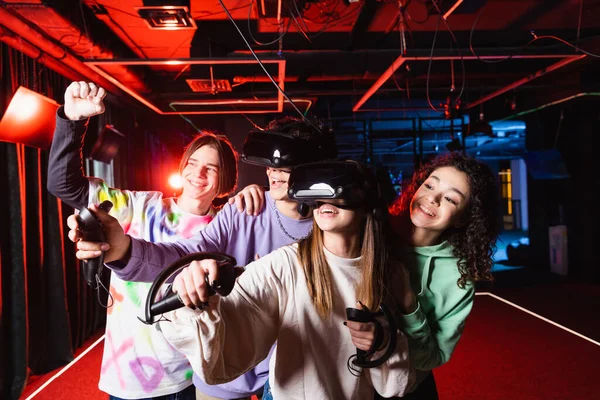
left=346, top=303, right=397, bottom=370
left=141, top=252, right=238, bottom=324
left=76, top=201, right=112, bottom=288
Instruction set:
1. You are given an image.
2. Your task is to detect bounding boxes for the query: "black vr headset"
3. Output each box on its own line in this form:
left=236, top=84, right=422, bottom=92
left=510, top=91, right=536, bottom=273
left=287, top=160, right=381, bottom=211
left=241, top=121, right=333, bottom=168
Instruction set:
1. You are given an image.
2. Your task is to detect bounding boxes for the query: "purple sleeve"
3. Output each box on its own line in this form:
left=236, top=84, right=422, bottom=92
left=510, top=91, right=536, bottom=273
left=106, top=204, right=235, bottom=282
left=46, top=106, right=90, bottom=210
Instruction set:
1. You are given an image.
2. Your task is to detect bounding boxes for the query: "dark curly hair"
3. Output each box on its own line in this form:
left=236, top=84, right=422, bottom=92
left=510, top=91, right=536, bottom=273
left=389, top=153, right=500, bottom=287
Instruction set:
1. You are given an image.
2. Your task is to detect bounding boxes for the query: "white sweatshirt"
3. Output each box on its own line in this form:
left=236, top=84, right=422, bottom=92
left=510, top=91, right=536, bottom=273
left=158, top=244, right=415, bottom=400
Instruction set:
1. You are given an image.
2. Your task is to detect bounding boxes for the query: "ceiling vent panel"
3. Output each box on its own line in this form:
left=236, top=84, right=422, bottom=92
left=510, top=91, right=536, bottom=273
left=186, top=79, right=232, bottom=93
left=136, top=6, right=196, bottom=30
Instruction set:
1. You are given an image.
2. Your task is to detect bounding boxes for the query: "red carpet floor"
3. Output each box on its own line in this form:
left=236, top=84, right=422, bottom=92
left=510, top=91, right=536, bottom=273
left=20, top=332, right=106, bottom=400
left=435, top=294, right=599, bottom=399
left=20, top=293, right=600, bottom=399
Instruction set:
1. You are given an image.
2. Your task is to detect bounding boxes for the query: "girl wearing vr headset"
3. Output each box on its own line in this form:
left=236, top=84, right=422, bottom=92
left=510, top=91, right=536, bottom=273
left=379, top=152, right=500, bottom=399
left=157, top=160, right=415, bottom=400
left=47, top=82, right=238, bottom=400
left=64, top=116, right=338, bottom=400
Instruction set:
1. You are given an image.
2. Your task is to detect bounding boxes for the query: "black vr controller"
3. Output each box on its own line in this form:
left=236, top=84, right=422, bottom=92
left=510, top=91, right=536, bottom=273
left=346, top=303, right=397, bottom=370
left=141, top=252, right=238, bottom=325
left=76, top=202, right=112, bottom=288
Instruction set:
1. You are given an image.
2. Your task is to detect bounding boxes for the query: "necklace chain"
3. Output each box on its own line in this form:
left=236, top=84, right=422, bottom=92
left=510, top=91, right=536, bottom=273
left=270, top=200, right=312, bottom=241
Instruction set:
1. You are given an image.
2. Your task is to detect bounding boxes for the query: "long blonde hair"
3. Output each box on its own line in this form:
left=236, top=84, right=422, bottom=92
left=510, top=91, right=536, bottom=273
left=297, top=188, right=392, bottom=317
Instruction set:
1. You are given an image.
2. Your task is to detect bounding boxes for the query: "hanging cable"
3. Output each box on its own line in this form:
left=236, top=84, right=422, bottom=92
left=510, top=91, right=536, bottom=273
left=425, top=14, right=442, bottom=112
left=247, top=0, right=291, bottom=46
left=470, top=1, right=600, bottom=63
left=576, top=0, right=583, bottom=48
left=217, top=0, right=323, bottom=132
left=430, top=0, right=465, bottom=101
left=398, top=1, right=407, bottom=55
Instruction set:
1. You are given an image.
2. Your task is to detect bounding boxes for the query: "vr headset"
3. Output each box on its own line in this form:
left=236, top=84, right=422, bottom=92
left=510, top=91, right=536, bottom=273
left=241, top=122, right=332, bottom=168
left=287, top=160, right=380, bottom=210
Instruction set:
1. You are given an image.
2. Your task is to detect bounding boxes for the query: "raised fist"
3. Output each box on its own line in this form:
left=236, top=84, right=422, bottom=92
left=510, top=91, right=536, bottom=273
left=64, top=81, right=106, bottom=121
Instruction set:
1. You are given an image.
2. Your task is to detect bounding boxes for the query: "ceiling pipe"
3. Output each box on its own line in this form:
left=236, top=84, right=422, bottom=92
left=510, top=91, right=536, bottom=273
left=232, top=74, right=380, bottom=83
left=354, top=107, right=435, bottom=112
left=353, top=52, right=585, bottom=112
left=496, top=92, right=600, bottom=121
left=0, top=26, right=83, bottom=83
left=352, top=57, right=405, bottom=112
left=235, top=49, right=579, bottom=59
left=0, top=6, right=144, bottom=96
left=91, top=10, right=148, bottom=59
left=206, top=80, right=561, bottom=98
left=465, top=55, right=587, bottom=110
left=346, top=0, right=380, bottom=50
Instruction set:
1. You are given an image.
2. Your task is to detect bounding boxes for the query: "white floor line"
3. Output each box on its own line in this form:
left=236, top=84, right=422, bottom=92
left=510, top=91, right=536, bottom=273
left=476, top=291, right=600, bottom=347
left=25, top=334, right=105, bottom=400
left=23, top=291, right=599, bottom=398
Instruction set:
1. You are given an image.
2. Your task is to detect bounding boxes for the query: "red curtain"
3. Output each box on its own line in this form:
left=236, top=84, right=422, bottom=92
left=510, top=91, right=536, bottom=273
left=0, top=41, right=206, bottom=399
left=0, top=44, right=106, bottom=400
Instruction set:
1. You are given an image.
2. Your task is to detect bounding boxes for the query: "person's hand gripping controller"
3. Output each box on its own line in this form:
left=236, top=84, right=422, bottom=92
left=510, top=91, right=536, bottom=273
left=67, top=202, right=132, bottom=264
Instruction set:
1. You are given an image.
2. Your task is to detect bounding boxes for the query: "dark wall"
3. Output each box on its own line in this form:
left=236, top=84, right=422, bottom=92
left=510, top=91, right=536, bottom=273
left=524, top=97, right=599, bottom=283
left=224, top=116, right=267, bottom=191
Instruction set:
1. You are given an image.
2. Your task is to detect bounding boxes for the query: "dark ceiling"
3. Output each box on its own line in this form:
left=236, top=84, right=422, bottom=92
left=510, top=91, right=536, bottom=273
left=1, top=0, right=599, bottom=168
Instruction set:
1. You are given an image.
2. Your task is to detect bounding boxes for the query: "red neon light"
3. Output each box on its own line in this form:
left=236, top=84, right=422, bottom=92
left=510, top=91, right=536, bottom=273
left=443, top=0, right=463, bottom=20
left=466, top=55, right=587, bottom=110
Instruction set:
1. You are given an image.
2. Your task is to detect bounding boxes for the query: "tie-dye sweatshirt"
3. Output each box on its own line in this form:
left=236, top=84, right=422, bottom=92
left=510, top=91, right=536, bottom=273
left=108, top=191, right=313, bottom=399
left=90, top=180, right=215, bottom=398
left=47, top=108, right=215, bottom=398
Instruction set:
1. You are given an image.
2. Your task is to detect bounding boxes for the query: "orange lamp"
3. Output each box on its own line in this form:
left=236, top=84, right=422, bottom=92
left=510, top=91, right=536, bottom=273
left=0, top=86, right=59, bottom=149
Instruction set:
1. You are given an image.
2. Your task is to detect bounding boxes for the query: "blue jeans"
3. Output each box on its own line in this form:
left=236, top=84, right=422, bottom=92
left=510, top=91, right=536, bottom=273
left=109, top=384, right=196, bottom=400
left=261, top=379, right=273, bottom=400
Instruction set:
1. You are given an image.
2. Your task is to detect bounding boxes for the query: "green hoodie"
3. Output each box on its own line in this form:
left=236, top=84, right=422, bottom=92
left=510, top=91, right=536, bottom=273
left=397, top=240, right=474, bottom=372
